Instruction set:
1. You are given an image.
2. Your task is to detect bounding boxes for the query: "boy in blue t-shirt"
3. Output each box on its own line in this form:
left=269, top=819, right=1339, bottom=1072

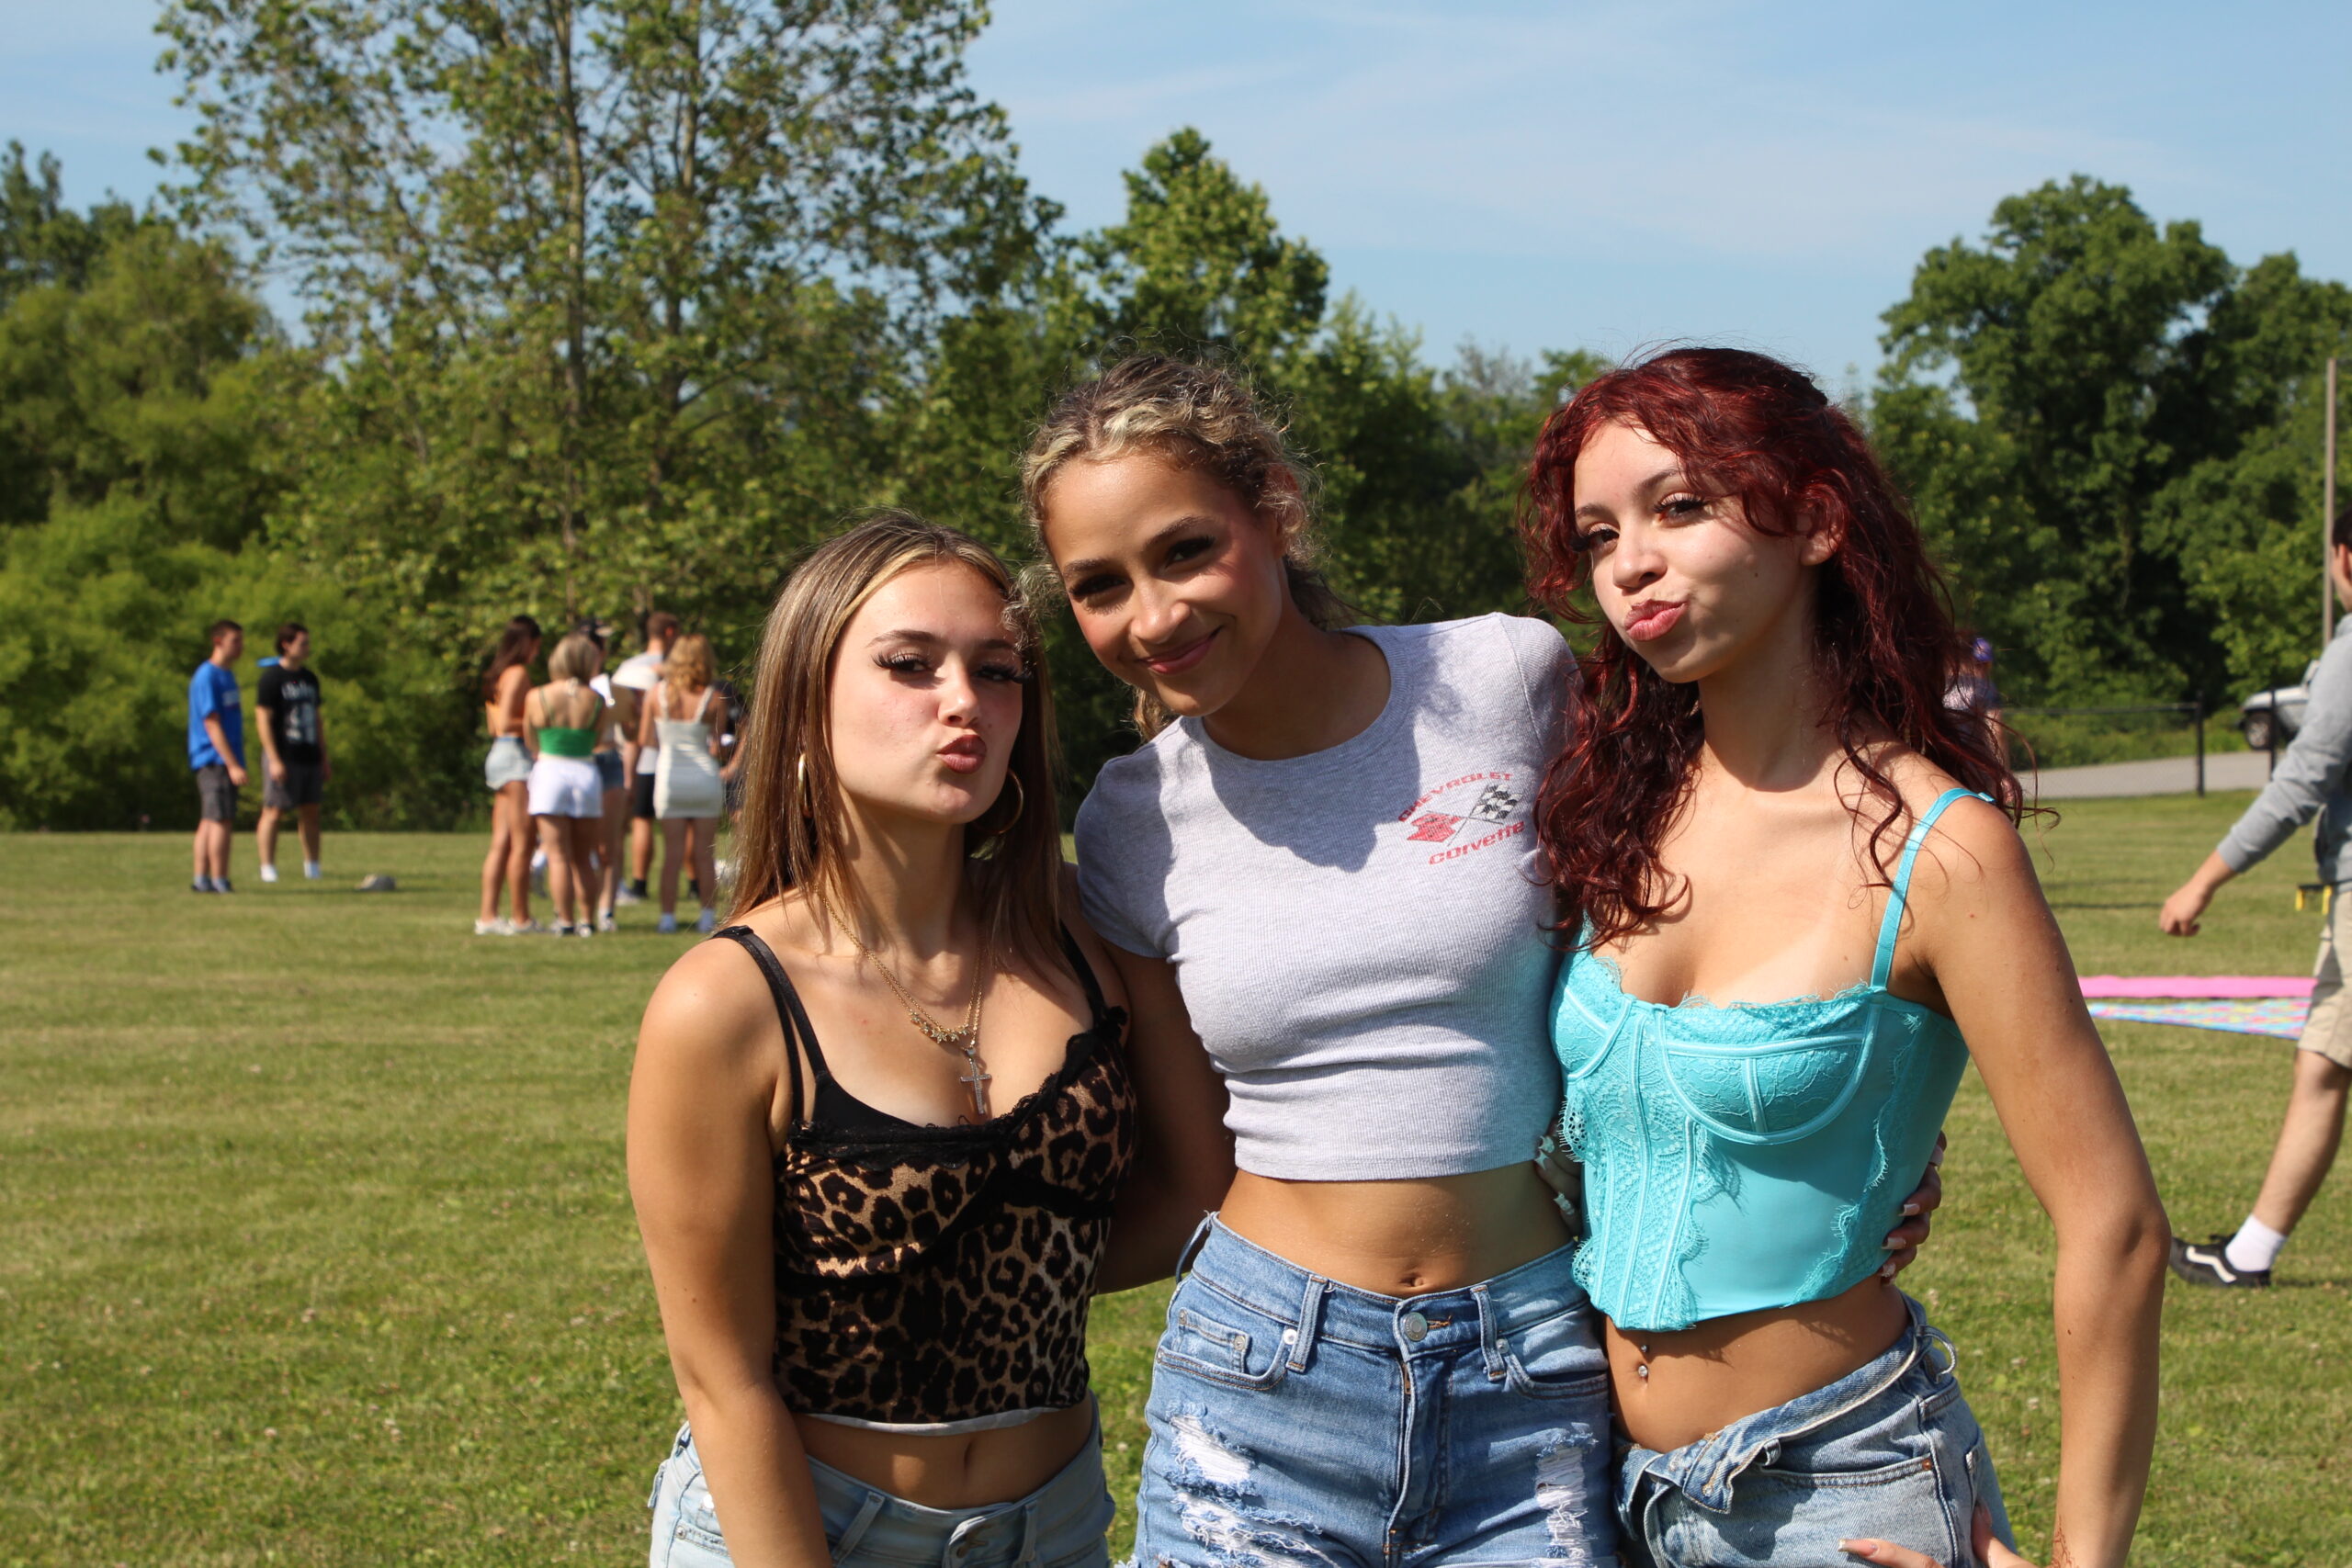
left=187, top=620, right=246, bottom=893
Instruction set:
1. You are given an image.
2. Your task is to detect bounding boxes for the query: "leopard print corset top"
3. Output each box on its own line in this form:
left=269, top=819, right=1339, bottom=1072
left=715, top=925, right=1136, bottom=1432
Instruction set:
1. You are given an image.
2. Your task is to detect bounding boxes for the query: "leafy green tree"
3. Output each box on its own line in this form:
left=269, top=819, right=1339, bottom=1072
left=0, top=218, right=289, bottom=829
left=162, top=0, right=1052, bottom=626
left=1877, top=177, right=2352, bottom=705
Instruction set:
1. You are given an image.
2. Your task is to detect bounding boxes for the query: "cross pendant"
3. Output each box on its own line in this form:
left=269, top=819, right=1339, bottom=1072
left=959, top=1052, right=992, bottom=1120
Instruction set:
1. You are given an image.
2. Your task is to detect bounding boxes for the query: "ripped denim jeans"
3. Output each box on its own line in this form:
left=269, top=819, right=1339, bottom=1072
left=1614, top=1295, right=2012, bottom=1568
left=1130, top=1217, right=1615, bottom=1568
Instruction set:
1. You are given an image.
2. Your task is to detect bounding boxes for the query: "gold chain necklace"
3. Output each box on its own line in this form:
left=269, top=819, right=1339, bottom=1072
left=820, top=890, right=991, bottom=1119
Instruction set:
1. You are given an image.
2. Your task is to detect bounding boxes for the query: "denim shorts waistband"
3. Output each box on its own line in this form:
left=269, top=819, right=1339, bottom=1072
left=1180, top=1214, right=1589, bottom=1358
left=1621, top=1292, right=1952, bottom=1514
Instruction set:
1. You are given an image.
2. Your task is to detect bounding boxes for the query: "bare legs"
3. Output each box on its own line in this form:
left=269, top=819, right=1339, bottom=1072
left=659, top=818, right=719, bottom=919
left=538, top=814, right=605, bottom=930
left=598, top=784, right=628, bottom=919
left=256, top=802, right=323, bottom=874
left=2251, top=1050, right=2352, bottom=1235
left=480, top=781, right=533, bottom=924
left=193, top=818, right=232, bottom=886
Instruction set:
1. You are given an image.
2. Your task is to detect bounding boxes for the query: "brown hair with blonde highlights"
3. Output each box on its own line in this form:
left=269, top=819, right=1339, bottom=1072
left=1021, top=354, right=1353, bottom=736
left=662, top=633, right=715, bottom=704
left=728, top=511, right=1066, bottom=977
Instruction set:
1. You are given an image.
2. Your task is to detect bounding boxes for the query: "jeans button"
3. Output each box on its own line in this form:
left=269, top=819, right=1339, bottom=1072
left=1400, top=1311, right=1429, bottom=1343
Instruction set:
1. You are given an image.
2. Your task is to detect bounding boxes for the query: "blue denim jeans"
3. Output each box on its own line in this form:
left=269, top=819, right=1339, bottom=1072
left=648, top=1416, right=1115, bottom=1568
left=1131, top=1217, right=1616, bottom=1567
left=1614, top=1296, right=2012, bottom=1568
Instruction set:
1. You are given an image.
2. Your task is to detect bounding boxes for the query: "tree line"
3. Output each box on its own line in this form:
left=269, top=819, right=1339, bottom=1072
left=2, top=0, right=2346, bottom=830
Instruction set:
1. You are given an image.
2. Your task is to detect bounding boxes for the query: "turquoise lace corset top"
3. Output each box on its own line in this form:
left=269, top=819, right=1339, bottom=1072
left=1549, top=788, right=1984, bottom=1333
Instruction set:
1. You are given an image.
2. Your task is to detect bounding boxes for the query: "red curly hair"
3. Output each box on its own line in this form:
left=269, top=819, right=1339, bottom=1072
left=1521, top=347, right=2021, bottom=949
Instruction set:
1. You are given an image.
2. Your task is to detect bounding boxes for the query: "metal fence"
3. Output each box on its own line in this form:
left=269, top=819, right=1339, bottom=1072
left=2002, top=701, right=2216, bottom=795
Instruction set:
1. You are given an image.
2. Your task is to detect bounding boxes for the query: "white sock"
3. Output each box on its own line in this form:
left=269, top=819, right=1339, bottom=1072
left=2225, top=1216, right=2289, bottom=1274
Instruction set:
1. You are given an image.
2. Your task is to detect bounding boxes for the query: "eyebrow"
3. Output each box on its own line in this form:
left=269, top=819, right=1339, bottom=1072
left=1573, top=466, right=1687, bottom=523
left=866, top=629, right=1020, bottom=652
left=1056, top=514, right=1221, bottom=581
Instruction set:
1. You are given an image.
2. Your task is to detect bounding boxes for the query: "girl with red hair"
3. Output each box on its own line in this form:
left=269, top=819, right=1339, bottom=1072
left=1525, top=348, right=2165, bottom=1568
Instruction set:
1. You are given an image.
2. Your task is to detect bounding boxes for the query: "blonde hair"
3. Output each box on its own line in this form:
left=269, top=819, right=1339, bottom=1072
left=728, top=511, right=1065, bottom=976
left=1020, top=355, right=1354, bottom=736
left=663, top=633, right=715, bottom=702
left=547, top=631, right=599, bottom=683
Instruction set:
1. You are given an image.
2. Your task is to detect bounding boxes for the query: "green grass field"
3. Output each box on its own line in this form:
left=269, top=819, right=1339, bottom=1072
left=3, top=796, right=2346, bottom=1566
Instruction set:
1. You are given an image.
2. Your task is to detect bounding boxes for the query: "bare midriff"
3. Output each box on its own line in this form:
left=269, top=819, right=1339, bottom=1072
left=1218, top=1163, right=1573, bottom=1298
left=1608, top=1271, right=1911, bottom=1453
left=793, top=1398, right=1096, bottom=1511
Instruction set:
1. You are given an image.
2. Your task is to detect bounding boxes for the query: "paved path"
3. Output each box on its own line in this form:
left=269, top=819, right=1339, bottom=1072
left=2030, top=750, right=2274, bottom=799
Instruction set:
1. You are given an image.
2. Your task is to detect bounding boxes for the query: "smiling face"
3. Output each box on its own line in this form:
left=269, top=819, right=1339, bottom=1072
left=1571, top=419, right=1834, bottom=684
left=826, top=560, right=1027, bottom=829
left=1040, top=450, right=1291, bottom=723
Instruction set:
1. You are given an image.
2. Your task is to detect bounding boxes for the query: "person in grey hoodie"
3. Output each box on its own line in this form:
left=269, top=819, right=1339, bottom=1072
left=2158, top=506, right=2352, bottom=1287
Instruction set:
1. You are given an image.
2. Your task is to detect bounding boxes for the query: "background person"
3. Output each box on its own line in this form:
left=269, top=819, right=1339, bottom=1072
left=187, top=618, right=246, bottom=894
left=478, top=615, right=541, bottom=935
left=641, top=632, right=727, bottom=934
left=2158, top=506, right=2352, bottom=1288
left=526, top=631, right=608, bottom=936
left=614, top=610, right=680, bottom=905
left=580, top=618, right=626, bottom=932
left=254, top=622, right=330, bottom=884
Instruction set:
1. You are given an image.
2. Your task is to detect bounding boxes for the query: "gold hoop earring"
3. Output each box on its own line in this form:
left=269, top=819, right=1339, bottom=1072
left=988, top=773, right=1025, bottom=837
left=793, top=755, right=814, bottom=815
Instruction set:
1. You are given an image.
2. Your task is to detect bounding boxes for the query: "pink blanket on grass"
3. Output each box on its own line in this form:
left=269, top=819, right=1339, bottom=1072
left=2077, top=976, right=2313, bottom=999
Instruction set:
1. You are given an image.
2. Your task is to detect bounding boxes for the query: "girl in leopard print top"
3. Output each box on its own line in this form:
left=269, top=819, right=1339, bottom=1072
left=628, top=514, right=1225, bottom=1568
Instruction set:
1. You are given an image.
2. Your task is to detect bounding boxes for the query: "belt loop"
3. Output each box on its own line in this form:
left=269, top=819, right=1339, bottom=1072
left=832, top=1489, right=886, bottom=1562
left=1173, top=1213, right=1216, bottom=1279
left=1014, top=1498, right=1040, bottom=1568
left=1289, top=1274, right=1327, bottom=1371
left=1472, top=1282, right=1506, bottom=1379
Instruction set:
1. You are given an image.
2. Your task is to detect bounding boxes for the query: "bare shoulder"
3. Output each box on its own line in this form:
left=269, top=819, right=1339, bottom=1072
left=1057, top=863, right=1131, bottom=1014
left=1870, top=751, right=2035, bottom=908
left=635, top=927, right=784, bottom=1089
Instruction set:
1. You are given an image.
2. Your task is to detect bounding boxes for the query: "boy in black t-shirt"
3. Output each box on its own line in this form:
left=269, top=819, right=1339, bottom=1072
left=255, top=622, right=330, bottom=883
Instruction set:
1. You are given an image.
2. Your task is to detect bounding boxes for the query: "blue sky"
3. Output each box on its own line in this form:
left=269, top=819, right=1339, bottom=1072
left=12, top=0, right=2352, bottom=384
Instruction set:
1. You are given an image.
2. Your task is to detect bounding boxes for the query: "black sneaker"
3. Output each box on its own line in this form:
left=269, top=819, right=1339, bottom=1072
left=2169, top=1234, right=2272, bottom=1288
left=216, top=878, right=234, bottom=895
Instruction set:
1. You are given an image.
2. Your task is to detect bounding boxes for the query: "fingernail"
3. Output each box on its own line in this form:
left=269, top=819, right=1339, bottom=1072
left=1879, top=1261, right=1898, bottom=1280
left=1902, top=1201, right=1921, bottom=1216
left=1883, top=1234, right=1903, bottom=1250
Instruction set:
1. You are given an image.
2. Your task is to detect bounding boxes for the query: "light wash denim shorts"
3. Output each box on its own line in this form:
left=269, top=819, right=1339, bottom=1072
left=483, top=736, right=531, bottom=792
left=1614, top=1294, right=2012, bottom=1568
left=1131, top=1217, right=1616, bottom=1568
left=647, top=1415, right=1114, bottom=1568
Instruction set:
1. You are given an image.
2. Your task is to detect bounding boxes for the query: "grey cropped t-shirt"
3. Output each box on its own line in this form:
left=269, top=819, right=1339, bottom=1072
left=1074, top=614, right=1572, bottom=1181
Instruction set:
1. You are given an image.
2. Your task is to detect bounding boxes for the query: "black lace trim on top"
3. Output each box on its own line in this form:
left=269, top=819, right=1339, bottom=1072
left=712, top=922, right=1123, bottom=1157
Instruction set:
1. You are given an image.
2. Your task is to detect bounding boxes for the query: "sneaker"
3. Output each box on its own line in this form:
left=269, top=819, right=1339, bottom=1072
left=695, top=908, right=718, bottom=935
left=473, top=918, right=512, bottom=936
left=303, top=862, right=322, bottom=881
left=260, top=863, right=280, bottom=884
left=597, top=914, right=618, bottom=934
left=656, top=912, right=679, bottom=935
left=688, top=878, right=702, bottom=902
left=503, top=919, right=549, bottom=936
left=2170, top=1234, right=2273, bottom=1289
left=615, top=885, right=647, bottom=907
left=216, top=878, right=234, bottom=894
left=573, top=923, right=594, bottom=939
left=192, top=880, right=214, bottom=894
left=550, top=920, right=574, bottom=937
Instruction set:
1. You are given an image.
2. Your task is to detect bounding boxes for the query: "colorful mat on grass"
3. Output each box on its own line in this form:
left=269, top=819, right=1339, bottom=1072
left=2085, top=998, right=2309, bottom=1039
left=2078, top=976, right=2312, bottom=998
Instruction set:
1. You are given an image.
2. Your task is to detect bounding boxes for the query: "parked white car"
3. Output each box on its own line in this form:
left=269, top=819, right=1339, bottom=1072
left=2242, top=660, right=2319, bottom=750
